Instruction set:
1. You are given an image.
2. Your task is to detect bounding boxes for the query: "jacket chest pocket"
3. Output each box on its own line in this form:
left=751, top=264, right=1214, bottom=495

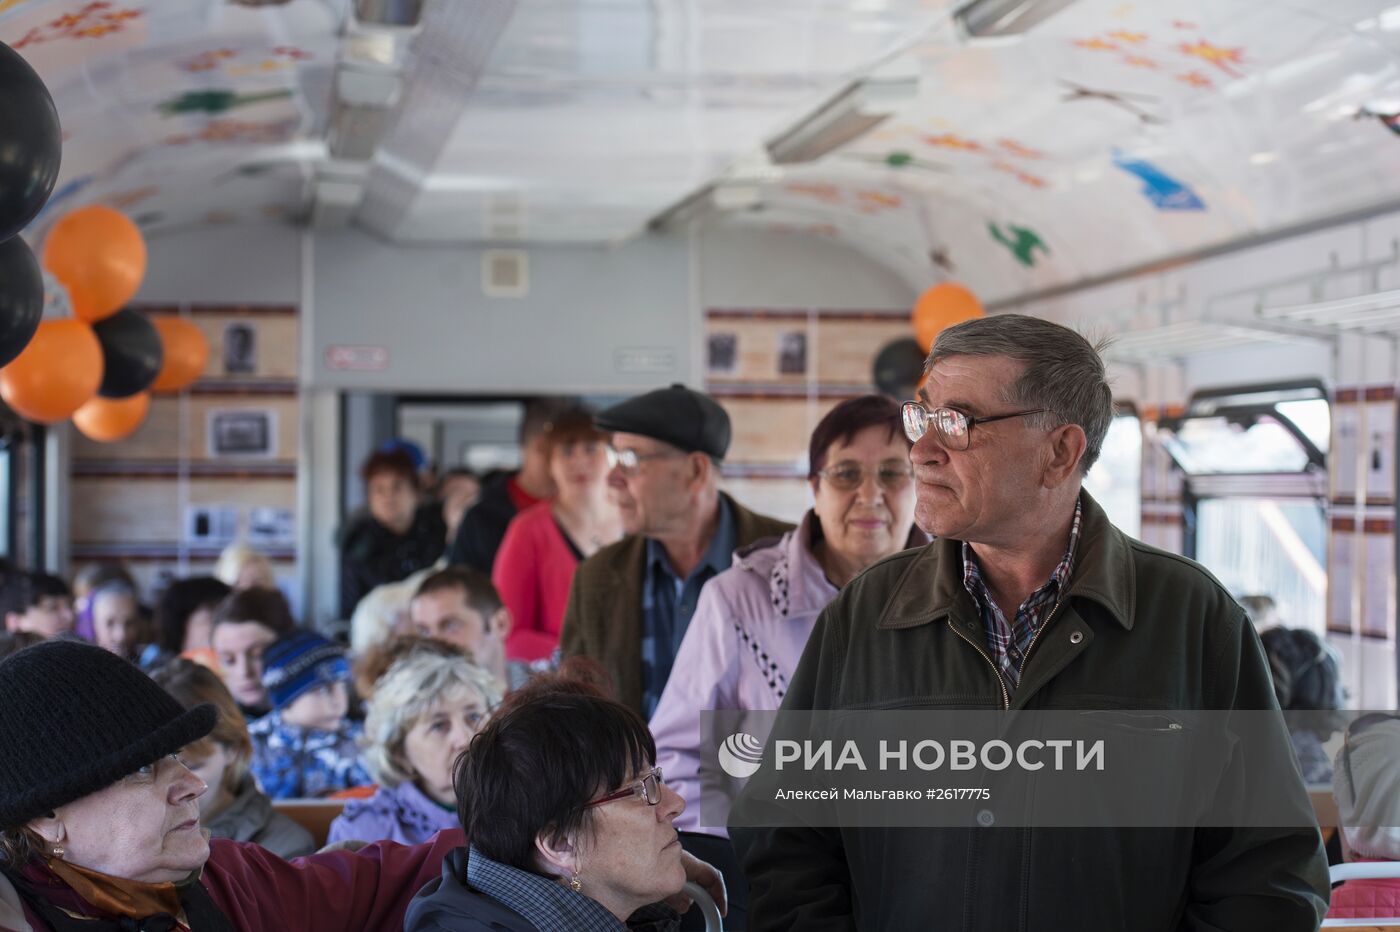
left=838, top=626, right=1006, bottom=709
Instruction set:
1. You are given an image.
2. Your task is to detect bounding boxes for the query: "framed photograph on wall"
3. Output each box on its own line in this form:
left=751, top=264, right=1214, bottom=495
left=207, top=409, right=277, bottom=458
left=223, top=322, right=257, bottom=374
left=777, top=330, right=807, bottom=375
left=707, top=332, right=738, bottom=375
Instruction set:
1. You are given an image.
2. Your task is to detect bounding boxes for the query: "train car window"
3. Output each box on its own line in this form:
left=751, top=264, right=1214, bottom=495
left=1168, top=382, right=1330, bottom=634
left=1274, top=399, right=1330, bottom=454
left=1084, top=412, right=1141, bottom=539
left=1164, top=382, right=1328, bottom=475
left=1165, top=415, right=1315, bottom=474
left=1195, top=498, right=1327, bottom=632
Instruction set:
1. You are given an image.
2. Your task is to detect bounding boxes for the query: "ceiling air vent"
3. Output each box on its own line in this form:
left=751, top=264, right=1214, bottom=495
left=483, top=250, right=528, bottom=298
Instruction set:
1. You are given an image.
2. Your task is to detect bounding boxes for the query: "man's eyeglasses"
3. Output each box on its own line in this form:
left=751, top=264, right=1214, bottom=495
left=817, top=460, right=913, bottom=492
left=901, top=401, right=1046, bottom=451
left=605, top=446, right=685, bottom=476
left=584, top=767, right=664, bottom=808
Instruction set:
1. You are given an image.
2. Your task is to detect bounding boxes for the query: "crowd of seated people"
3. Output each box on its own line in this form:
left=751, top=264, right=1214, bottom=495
left=6, top=379, right=1400, bottom=930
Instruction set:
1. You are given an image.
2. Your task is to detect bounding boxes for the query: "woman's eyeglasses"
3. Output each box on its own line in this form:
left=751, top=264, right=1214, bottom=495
left=901, top=401, right=1046, bottom=450
left=816, top=460, right=913, bottom=491
left=584, top=767, right=664, bottom=808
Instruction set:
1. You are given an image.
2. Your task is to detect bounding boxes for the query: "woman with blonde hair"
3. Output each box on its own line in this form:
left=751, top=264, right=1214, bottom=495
left=329, top=651, right=501, bottom=845
left=215, top=541, right=277, bottom=592
left=152, top=659, right=315, bottom=858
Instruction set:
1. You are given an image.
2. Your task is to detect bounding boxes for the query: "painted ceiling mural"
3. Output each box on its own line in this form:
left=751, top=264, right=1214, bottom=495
left=6, top=0, right=1400, bottom=303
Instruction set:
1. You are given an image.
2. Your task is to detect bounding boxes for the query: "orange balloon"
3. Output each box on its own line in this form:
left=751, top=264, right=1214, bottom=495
left=42, top=205, right=147, bottom=323
left=912, top=282, right=984, bottom=352
left=150, top=317, right=209, bottom=392
left=72, top=391, right=149, bottom=442
left=0, top=319, right=103, bottom=423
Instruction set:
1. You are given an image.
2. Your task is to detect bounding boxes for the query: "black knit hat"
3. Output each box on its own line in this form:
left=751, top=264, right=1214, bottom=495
left=595, top=383, right=731, bottom=460
left=0, top=640, right=216, bottom=828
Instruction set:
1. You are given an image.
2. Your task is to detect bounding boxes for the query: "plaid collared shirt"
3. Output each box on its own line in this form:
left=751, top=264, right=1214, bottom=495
left=961, top=498, right=1082, bottom=693
left=465, top=844, right=675, bottom=931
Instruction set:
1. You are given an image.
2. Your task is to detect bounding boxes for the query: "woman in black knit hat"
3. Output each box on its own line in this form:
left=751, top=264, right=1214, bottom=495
left=0, top=639, right=468, bottom=932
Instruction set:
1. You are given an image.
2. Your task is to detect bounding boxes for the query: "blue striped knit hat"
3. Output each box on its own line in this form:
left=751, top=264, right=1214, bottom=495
left=261, top=630, right=351, bottom=710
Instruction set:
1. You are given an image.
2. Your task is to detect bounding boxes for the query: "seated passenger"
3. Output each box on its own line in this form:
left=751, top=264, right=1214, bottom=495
left=90, top=580, right=147, bottom=664
left=438, top=467, right=481, bottom=548
left=211, top=586, right=298, bottom=720
left=330, top=651, right=500, bottom=845
left=353, top=634, right=458, bottom=701
left=651, top=395, right=924, bottom=833
left=152, top=658, right=315, bottom=858
left=409, top=567, right=527, bottom=693
left=216, top=540, right=278, bottom=591
left=0, top=639, right=472, bottom=932
left=350, top=565, right=436, bottom=656
left=248, top=630, right=371, bottom=799
left=1261, top=626, right=1344, bottom=784
left=0, top=571, right=74, bottom=639
left=70, top=562, right=137, bottom=644
left=340, top=449, right=447, bottom=620
left=146, top=575, right=233, bottom=670
left=1329, top=713, right=1400, bottom=920
left=406, top=664, right=723, bottom=931
left=0, top=630, right=41, bottom=660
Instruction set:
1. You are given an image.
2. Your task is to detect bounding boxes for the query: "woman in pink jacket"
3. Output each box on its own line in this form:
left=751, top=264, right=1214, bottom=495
left=649, top=395, right=926, bottom=835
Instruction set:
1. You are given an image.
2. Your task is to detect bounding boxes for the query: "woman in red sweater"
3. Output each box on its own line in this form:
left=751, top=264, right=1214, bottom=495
left=492, top=408, right=621, bottom=663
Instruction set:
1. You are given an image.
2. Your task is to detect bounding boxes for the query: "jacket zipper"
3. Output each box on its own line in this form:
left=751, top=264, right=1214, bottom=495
left=950, top=619, right=1011, bottom=710
left=1016, top=592, right=1067, bottom=690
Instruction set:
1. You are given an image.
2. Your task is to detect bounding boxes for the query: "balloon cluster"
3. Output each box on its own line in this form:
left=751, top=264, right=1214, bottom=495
left=872, top=282, right=986, bottom=398
left=0, top=42, right=208, bottom=442
left=0, top=42, right=61, bottom=372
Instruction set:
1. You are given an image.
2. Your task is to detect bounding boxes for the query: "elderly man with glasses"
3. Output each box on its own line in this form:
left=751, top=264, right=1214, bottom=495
left=731, top=315, right=1329, bottom=931
left=559, top=383, right=791, bottom=718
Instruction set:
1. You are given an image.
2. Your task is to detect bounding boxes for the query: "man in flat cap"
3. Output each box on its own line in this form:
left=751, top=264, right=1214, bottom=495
left=560, top=384, right=792, bottom=717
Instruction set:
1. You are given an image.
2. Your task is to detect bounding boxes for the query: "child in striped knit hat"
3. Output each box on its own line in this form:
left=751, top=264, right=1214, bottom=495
left=247, top=630, right=371, bottom=799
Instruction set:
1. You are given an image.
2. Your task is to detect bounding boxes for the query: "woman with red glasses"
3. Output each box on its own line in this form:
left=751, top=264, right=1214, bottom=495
left=407, top=662, right=725, bottom=931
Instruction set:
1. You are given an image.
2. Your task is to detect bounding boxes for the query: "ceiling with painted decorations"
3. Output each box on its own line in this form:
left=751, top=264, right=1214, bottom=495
left=5, top=0, right=1400, bottom=305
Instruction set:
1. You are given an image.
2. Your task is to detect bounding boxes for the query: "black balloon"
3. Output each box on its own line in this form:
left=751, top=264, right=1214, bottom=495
left=873, top=337, right=926, bottom=399
left=92, top=309, right=163, bottom=398
left=0, top=235, right=43, bottom=367
left=0, top=42, right=62, bottom=242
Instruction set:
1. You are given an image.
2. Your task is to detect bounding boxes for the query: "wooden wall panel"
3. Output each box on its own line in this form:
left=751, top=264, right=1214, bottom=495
left=68, top=307, right=301, bottom=605
left=71, top=396, right=299, bottom=464
left=724, top=398, right=822, bottom=466
left=706, top=318, right=812, bottom=386
left=814, top=319, right=910, bottom=385
left=720, top=477, right=812, bottom=526
left=70, top=478, right=298, bottom=544
left=142, top=308, right=299, bottom=383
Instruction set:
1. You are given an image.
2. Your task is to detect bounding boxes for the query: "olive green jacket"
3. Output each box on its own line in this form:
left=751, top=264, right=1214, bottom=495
left=559, top=493, right=792, bottom=714
left=731, top=490, right=1329, bottom=931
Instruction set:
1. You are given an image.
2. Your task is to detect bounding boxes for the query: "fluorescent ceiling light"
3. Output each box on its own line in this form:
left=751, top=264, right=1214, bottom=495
left=765, top=75, right=919, bottom=165
left=648, top=183, right=761, bottom=232
left=953, top=0, right=1079, bottom=38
